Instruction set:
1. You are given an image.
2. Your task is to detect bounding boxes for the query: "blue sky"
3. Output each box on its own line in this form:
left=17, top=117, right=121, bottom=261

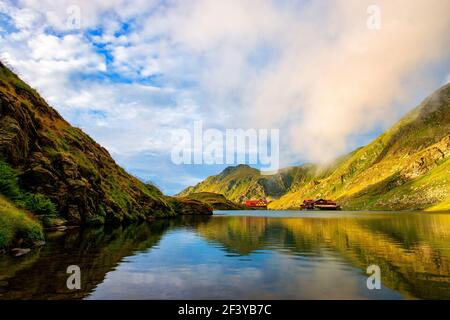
left=0, top=0, right=449, bottom=194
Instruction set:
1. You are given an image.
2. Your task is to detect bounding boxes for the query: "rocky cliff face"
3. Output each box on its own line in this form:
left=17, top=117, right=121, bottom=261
left=0, top=62, right=211, bottom=224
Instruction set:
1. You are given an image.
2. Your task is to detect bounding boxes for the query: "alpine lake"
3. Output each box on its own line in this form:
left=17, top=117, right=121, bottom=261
left=1, top=210, right=449, bottom=300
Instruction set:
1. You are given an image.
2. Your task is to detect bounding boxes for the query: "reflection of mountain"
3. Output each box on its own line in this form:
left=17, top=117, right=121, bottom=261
left=0, top=216, right=212, bottom=300
left=1, top=214, right=449, bottom=300
left=196, top=214, right=450, bottom=299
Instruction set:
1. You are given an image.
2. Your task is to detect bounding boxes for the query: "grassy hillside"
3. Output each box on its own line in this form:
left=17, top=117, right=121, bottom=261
left=181, top=192, right=247, bottom=210
left=178, top=164, right=321, bottom=203
left=271, top=83, right=450, bottom=210
left=182, top=84, right=450, bottom=211
left=0, top=195, right=43, bottom=249
left=0, top=61, right=211, bottom=228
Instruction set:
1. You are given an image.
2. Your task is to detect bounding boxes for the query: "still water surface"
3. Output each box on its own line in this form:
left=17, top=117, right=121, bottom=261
left=1, top=211, right=449, bottom=299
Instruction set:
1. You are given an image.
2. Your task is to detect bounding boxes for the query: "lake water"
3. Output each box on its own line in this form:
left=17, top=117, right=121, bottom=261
left=1, top=211, right=449, bottom=300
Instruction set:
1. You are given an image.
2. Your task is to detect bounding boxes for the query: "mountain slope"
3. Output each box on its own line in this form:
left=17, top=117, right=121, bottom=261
left=178, top=146, right=365, bottom=203
left=181, top=192, right=247, bottom=210
left=181, top=83, right=450, bottom=211
left=0, top=61, right=211, bottom=226
left=178, top=164, right=320, bottom=203
left=271, top=83, right=450, bottom=210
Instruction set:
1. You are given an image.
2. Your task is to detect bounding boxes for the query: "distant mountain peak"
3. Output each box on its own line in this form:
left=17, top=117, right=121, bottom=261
left=220, top=164, right=256, bottom=175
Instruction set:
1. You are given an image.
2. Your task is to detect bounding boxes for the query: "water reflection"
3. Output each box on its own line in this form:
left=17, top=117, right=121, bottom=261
left=198, top=212, right=450, bottom=299
left=0, top=212, right=449, bottom=299
left=0, top=216, right=211, bottom=299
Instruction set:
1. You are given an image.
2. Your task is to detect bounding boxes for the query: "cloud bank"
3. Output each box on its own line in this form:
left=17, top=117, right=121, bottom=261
left=0, top=0, right=449, bottom=192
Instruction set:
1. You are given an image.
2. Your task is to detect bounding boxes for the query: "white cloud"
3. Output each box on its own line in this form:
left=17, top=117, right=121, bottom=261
left=1, top=34, right=106, bottom=106
left=111, top=44, right=162, bottom=77
left=15, top=0, right=160, bottom=31
left=10, top=8, right=42, bottom=29
left=141, top=0, right=450, bottom=162
left=0, top=0, right=449, bottom=191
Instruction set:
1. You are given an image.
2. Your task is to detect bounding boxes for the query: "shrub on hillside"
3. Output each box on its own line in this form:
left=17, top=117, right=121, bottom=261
left=18, top=193, right=57, bottom=216
left=0, top=161, right=21, bottom=199
left=0, top=161, right=58, bottom=216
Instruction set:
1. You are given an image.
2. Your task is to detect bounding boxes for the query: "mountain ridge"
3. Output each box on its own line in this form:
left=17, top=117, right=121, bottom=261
left=180, top=83, right=450, bottom=211
left=0, top=61, right=211, bottom=231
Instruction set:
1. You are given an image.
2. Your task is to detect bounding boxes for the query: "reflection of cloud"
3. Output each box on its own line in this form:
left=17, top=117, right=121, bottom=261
left=87, top=226, right=400, bottom=299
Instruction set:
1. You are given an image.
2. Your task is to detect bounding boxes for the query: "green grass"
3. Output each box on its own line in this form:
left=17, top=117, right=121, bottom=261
left=183, top=192, right=246, bottom=210
left=0, top=161, right=21, bottom=199
left=0, top=195, right=44, bottom=249
left=0, top=160, right=58, bottom=216
left=427, top=198, right=450, bottom=211
left=17, top=193, right=57, bottom=216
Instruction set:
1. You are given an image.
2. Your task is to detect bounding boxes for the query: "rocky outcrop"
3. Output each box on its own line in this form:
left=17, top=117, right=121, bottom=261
left=402, top=135, right=450, bottom=180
